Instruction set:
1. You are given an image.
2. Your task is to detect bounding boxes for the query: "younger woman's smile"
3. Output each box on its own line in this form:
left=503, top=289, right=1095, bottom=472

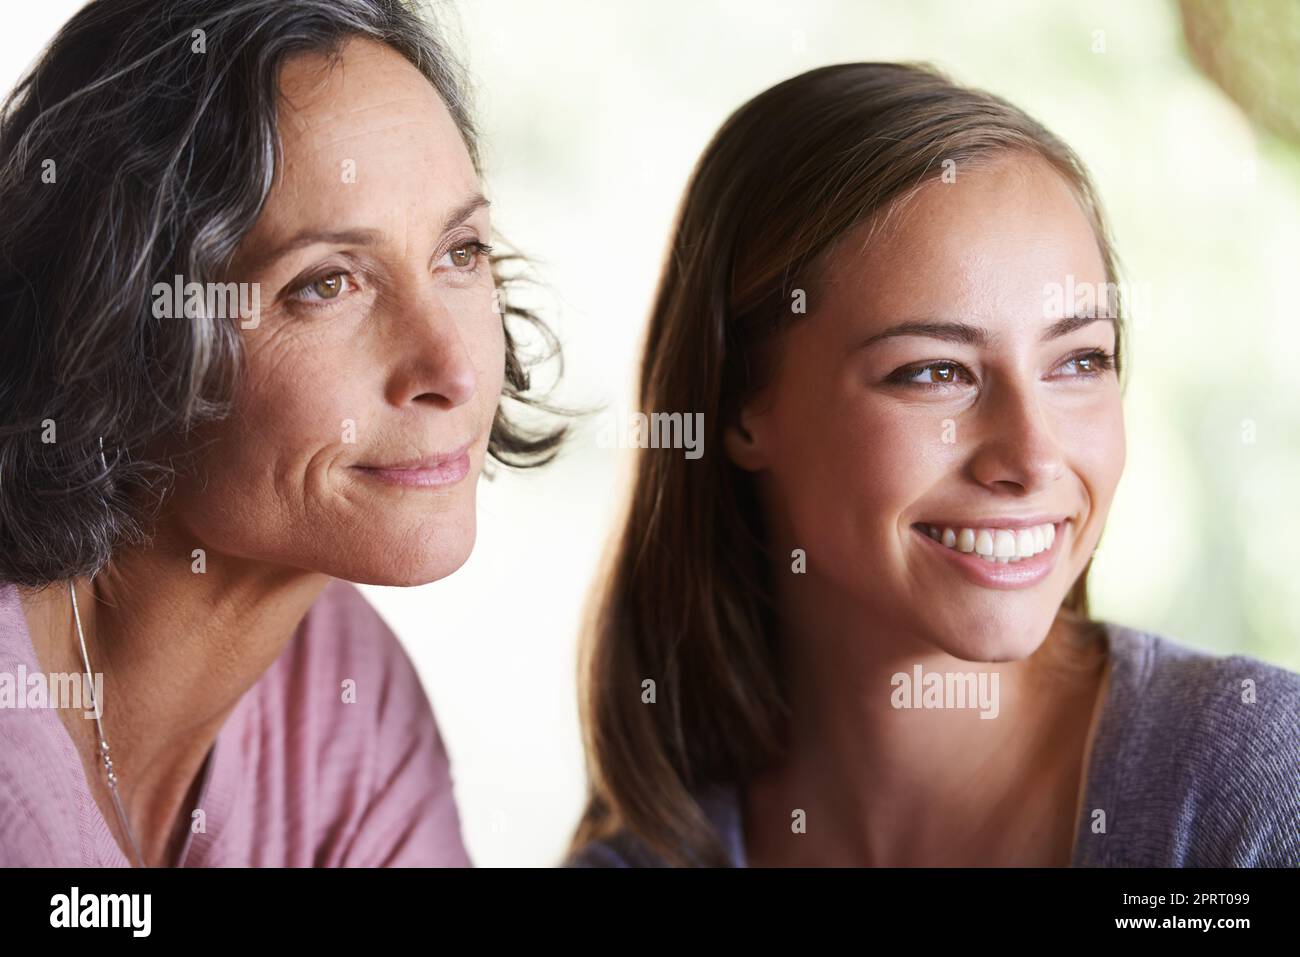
left=911, top=517, right=1071, bottom=589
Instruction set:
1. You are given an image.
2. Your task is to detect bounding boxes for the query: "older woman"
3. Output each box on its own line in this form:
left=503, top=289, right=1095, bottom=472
left=0, top=0, right=561, bottom=866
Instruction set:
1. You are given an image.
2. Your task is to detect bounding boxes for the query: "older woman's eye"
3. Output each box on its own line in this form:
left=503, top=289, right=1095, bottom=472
left=441, top=240, right=493, bottom=271
left=293, top=271, right=352, bottom=303
left=887, top=360, right=973, bottom=388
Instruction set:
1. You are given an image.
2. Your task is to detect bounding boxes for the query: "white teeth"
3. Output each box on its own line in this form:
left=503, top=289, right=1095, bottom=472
left=921, top=521, right=1061, bottom=564
left=993, top=530, right=1016, bottom=558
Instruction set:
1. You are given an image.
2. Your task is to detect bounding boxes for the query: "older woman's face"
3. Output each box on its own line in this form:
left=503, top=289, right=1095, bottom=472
left=728, top=153, right=1126, bottom=661
left=172, top=37, right=503, bottom=586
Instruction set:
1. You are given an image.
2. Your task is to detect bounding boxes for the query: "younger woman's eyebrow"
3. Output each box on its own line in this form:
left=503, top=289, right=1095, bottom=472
left=853, top=315, right=1115, bottom=351
left=1041, top=314, right=1115, bottom=341
left=855, top=320, right=991, bottom=351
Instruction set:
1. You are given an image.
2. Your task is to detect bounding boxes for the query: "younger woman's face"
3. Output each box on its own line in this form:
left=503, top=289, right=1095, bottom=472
left=727, top=153, right=1126, bottom=660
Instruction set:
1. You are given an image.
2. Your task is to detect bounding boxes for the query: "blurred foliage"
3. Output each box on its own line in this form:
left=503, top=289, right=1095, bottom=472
left=1180, top=0, right=1300, bottom=147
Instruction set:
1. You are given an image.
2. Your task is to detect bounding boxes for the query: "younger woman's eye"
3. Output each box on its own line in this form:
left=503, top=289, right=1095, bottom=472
left=1056, top=348, right=1116, bottom=377
left=886, top=360, right=973, bottom=389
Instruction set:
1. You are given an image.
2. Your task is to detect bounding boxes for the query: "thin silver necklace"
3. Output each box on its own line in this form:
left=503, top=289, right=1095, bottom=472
left=70, top=580, right=148, bottom=867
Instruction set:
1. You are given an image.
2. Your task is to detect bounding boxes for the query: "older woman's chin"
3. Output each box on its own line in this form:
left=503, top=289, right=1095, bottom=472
left=307, top=519, right=479, bottom=588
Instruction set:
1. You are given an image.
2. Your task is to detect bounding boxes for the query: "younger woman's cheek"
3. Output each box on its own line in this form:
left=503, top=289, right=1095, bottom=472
left=1062, top=401, right=1126, bottom=494
left=798, top=413, right=923, bottom=550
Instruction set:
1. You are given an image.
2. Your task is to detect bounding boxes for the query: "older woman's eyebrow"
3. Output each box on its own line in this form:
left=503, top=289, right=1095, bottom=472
left=854, top=315, right=1115, bottom=351
left=441, top=191, right=490, bottom=233
left=259, top=192, right=490, bottom=267
left=264, top=227, right=384, bottom=264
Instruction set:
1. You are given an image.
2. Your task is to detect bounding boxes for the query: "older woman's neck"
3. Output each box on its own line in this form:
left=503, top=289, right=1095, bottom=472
left=21, top=521, right=331, bottom=864
left=94, top=534, right=329, bottom=724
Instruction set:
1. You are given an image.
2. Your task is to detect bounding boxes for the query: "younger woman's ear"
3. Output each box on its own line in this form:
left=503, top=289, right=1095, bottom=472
left=723, top=405, right=768, bottom=472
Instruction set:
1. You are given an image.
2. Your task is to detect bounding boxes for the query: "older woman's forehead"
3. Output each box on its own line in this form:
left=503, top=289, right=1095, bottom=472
left=277, top=36, right=446, bottom=128
left=245, top=38, right=480, bottom=256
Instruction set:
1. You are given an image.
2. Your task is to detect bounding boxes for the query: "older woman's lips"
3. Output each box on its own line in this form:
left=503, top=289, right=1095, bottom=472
left=352, top=446, right=471, bottom=488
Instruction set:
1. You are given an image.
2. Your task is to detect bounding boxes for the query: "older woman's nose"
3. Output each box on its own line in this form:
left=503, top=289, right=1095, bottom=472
left=967, top=379, right=1066, bottom=494
left=383, top=289, right=479, bottom=409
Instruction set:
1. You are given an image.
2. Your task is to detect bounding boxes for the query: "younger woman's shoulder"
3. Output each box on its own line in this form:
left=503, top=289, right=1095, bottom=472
left=565, top=833, right=661, bottom=868
left=1091, top=620, right=1299, bottom=866
left=565, top=784, right=747, bottom=868
left=1102, top=619, right=1300, bottom=734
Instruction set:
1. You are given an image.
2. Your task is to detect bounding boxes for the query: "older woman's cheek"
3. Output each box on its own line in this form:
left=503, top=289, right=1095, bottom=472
left=462, top=291, right=507, bottom=447
left=482, top=296, right=508, bottom=405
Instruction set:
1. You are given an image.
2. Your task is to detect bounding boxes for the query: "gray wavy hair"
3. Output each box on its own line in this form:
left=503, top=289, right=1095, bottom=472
left=0, top=0, right=565, bottom=588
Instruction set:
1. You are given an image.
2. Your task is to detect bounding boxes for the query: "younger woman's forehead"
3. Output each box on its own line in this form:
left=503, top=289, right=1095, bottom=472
left=814, top=157, right=1107, bottom=319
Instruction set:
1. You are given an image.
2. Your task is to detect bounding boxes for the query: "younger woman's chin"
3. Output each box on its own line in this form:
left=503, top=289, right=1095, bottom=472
left=927, top=623, right=1053, bottom=664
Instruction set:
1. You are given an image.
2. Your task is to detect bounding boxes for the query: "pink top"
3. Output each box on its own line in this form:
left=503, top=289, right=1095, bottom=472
left=0, top=579, right=470, bottom=867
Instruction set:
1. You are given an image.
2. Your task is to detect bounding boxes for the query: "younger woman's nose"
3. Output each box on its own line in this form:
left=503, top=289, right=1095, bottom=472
left=966, top=379, right=1066, bottom=494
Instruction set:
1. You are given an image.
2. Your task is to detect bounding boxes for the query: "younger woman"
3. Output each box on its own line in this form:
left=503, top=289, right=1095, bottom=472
left=568, top=63, right=1298, bottom=867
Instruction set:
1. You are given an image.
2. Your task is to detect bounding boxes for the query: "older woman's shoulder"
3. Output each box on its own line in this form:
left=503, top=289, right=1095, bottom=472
left=289, top=579, right=408, bottom=675
left=253, top=579, right=468, bottom=865
left=266, top=578, right=438, bottom=732
left=305, top=578, right=398, bottom=636
left=1090, top=620, right=1299, bottom=866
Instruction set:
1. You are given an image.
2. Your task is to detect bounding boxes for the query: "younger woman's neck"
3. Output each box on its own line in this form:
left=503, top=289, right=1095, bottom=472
left=743, top=571, right=1107, bottom=866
